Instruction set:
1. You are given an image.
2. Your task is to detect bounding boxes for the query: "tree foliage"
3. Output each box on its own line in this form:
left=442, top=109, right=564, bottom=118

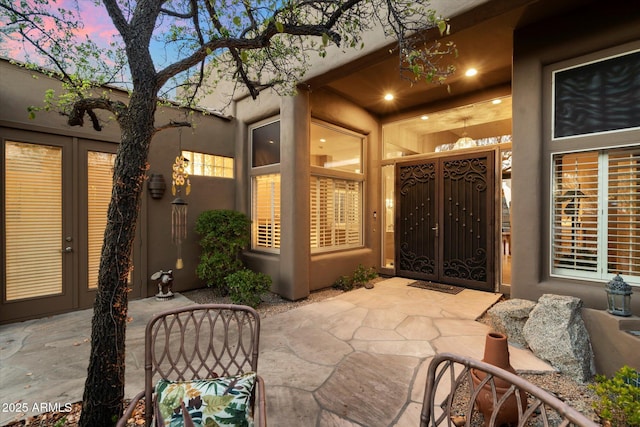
left=0, top=0, right=455, bottom=425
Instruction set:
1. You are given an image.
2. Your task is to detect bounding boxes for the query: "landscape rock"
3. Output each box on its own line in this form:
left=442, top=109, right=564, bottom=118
left=487, top=298, right=536, bottom=347
left=523, top=294, right=595, bottom=383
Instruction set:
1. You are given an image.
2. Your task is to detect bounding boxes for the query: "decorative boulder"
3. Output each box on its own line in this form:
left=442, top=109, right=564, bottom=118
left=487, top=299, right=536, bottom=348
left=523, top=294, right=595, bottom=383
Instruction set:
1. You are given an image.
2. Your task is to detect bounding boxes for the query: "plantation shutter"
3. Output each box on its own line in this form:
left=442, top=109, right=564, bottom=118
left=607, top=149, right=640, bottom=277
left=552, top=152, right=600, bottom=275
left=252, top=174, right=281, bottom=250
left=310, top=176, right=362, bottom=250
left=87, top=151, right=116, bottom=289
left=4, top=141, right=63, bottom=300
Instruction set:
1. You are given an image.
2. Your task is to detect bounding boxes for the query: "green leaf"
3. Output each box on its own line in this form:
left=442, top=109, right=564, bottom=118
left=275, top=21, right=284, bottom=33
left=322, top=33, right=329, bottom=47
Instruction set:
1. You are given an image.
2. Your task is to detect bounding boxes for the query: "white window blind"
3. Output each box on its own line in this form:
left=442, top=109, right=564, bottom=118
left=87, top=151, right=116, bottom=290
left=4, top=141, right=62, bottom=300
left=310, top=176, right=362, bottom=251
left=252, top=174, right=280, bottom=250
left=607, top=150, right=640, bottom=277
left=552, top=148, right=640, bottom=282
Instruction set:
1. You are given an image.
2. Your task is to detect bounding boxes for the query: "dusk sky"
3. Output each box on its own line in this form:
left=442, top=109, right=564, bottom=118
left=2, top=0, right=177, bottom=73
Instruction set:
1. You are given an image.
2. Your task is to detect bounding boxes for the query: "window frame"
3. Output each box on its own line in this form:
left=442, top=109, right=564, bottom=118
left=544, top=41, right=640, bottom=287
left=309, top=120, right=365, bottom=254
left=181, top=150, right=234, bottom=179
left=249, top=117, right=281, bottom=253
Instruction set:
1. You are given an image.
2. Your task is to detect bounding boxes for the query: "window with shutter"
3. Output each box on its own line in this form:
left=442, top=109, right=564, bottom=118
left=310, top=175, right=362, bottom=251
left=252, top=174, right=281, bottom=251
left=551, top=147, right=640, bottom=283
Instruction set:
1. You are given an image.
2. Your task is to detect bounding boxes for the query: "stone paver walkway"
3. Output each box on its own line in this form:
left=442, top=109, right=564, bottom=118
left=0, top=277, right=553, bottom=426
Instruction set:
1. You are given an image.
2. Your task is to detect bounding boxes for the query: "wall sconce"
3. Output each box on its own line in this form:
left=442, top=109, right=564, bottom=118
left=605, top=274, right=633, bottom=317
left=148, top=173, right=167, bottom=199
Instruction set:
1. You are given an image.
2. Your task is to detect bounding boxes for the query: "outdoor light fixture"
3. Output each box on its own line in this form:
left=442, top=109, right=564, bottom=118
left=147, top=173, right=166, bottom=199
left=465, top=68, right=478, bottom=77
left=605, top=274, right=633, bottom=317
left=384, top=93, right=394, bottom=101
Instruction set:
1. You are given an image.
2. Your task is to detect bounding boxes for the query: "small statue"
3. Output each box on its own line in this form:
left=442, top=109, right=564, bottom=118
left=151, top=269, right=174, bottom=300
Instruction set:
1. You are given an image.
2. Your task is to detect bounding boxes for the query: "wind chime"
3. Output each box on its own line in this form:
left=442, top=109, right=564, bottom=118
left=171, top=128, right=191, bottom=269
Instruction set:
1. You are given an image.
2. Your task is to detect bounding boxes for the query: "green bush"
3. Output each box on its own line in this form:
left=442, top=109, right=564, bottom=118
left=590, top=365, right=640, bottom=427
left=332, top=264, right=378, bottom=291
left=332, top=275, right=353, bottom=291
left=195, top=210, right=251, bottom=294
left=352, top=264, right=378, bottom=286
left=225, top=269, right=272, bottom=308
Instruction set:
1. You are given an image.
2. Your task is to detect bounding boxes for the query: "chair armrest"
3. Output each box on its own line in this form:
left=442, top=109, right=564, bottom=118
left=116, top=390, right=146, bottom=427
left=254, top=375, right=267, bottom=427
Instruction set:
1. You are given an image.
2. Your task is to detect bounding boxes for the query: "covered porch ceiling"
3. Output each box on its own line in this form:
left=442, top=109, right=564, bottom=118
left=301, top=0, right=590, bottom=141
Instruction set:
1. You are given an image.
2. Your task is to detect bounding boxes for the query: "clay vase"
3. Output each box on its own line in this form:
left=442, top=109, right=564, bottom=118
left=471, top=332, right=526, bottom=427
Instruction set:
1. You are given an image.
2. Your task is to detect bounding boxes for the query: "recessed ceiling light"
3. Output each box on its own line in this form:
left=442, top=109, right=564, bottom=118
left=465, top=68, right=478, bottom=77
left=421, top=115, right=429, bottom=120
left=492, top=99, right=502, bottom=105
left=384, top=93, right=394, bottom=101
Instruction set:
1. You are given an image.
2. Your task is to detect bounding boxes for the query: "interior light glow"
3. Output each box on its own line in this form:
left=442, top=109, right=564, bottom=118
left=421, top=115, right=429, bottom=120
left=492, top=99, right=502, bottom=105
left=465, top=68, right=478, bottom=77
left=384, top=93, right=394, bottom=101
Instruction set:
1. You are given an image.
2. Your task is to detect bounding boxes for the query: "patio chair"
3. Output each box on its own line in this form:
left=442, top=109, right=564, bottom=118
left=116, top=304, right=266, bottom=427
left=421, top=352, right=598, bottom=427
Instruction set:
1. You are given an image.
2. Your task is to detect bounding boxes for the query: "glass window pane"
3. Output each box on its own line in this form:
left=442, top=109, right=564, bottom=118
left=310, top=123, right=362, bottom=173
left=607, top=149, right=640, bottom=276
left=5, top=141, right=63, bottom=300
left=87, top=151, right=116, bottom=290
left=554, top=50, right=640, bottom=138
left=252, top=174, right=281, bottom=250
left=552, top=152, right=599, bottom=274
left=252, top=121, right=280, bottom=167
left=310, top=176, right=362, bottom=251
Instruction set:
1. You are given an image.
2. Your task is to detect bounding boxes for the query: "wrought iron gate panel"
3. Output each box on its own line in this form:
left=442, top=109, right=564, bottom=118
left=397, top=161, right=438, bottom=280
left=441, top=157, right=490, bottom=285
left=395, top=152, right=495, bottom=291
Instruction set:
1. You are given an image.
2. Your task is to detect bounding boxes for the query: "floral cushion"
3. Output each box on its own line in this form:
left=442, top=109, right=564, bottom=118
left=155, top=372, right=256, bottom=427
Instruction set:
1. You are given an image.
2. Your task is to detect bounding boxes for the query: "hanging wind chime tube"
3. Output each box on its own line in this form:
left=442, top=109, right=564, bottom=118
left=171, top=197, right=187, bottom=270
left=171, top=127, right=191, bottom=270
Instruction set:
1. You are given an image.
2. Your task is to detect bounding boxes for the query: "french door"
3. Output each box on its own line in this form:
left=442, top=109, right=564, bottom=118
left=395, top=151, right=495, bottom=291
left=1, top=129, right=139, bottom=323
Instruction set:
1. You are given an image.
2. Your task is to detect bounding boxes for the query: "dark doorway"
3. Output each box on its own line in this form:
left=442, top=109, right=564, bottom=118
left=395, top=151, right=495, bottom=291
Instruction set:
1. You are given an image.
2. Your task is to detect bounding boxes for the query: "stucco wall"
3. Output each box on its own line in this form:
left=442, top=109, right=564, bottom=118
left=0, top=60, right=238, bottom=307
left=511, top=3, right=640, bottom=314
left=144, top=110, right=236, bottom=295
left=308, top=89, right=381, bottom=291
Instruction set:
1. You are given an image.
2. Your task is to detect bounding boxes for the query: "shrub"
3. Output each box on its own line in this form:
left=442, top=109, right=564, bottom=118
left=352, top=264, right=378, bottom=287
left=332, top=264, right=378, bottom=291
left=590, top=365, right=640, bottom=427
left=195, top=210, right=250, bottom=294
left=225, top=269, right=272, bottom=308
left=332, top=275, right=353, bottom=291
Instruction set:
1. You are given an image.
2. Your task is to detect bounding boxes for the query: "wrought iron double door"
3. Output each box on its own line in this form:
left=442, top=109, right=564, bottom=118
left=395, top=151, right=495, bottom=291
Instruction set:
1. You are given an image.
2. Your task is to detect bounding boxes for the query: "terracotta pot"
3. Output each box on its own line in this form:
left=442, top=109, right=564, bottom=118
left=471, top=332, right=525, bottom=427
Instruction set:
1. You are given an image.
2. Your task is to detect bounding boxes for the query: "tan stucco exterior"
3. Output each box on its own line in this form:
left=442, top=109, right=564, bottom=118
left=511, top=4, right=640, bottom=315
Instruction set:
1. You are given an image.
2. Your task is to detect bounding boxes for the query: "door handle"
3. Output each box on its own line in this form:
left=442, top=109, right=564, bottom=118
left=61, top=246, right=73, bottom=253
left=432, top=223, right=439, bottom=238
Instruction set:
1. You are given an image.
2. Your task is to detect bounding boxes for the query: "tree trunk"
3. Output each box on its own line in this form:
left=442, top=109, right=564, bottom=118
left=79, top=88, right=157, bottom=427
